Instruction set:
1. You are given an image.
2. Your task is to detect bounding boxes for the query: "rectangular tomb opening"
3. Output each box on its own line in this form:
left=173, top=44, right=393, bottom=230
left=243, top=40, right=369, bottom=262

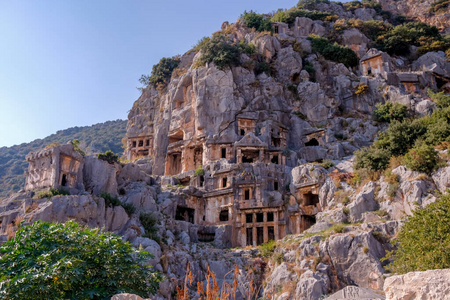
left=219, top=210, right=229, bottom=222
left=175, top=206, right=195, bottom=223
left=268, top=226, right=275, bottom=241
left=257, top=227, right=264, bottom=245
left=167, top=153, right=182, bottom=175
left=246, top=227, right=253, bottom=246
left=242, top=149, right=259, bottom=163
left=300, top=215, right=316, bottom=232
left=303, top=192, right=319, bottom=206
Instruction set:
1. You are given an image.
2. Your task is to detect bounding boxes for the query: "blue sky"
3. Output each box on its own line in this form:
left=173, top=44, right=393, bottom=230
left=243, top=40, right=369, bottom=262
left=0, top=0, right=304, bottom=147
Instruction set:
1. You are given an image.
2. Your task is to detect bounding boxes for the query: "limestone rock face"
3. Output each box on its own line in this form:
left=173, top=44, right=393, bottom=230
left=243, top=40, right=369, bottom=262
left=111, top=294, right=144, bottom=300
left=325, top=231, right=385, bottom=290
left=384, top=269, right=450, bottom=300
left=347, top=182, right=378, bottom=222
left=341, top=28, right=371, bottom=58
left=83, top=156, right=118, bottom=197
left=31, top=195, right=106, bottom=228
left=327, top=286, right=385, bottom=300
left=376, top=0, right=450, bottom=32
left=412, top=51, right=450, bottom=78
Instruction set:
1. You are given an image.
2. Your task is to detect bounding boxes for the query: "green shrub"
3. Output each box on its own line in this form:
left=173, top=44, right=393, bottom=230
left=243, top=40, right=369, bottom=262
left=375, top=119, right=427, bottom=157
left=254, top=61, right=271, bottom=75
left=194, top=167, right=204, bottom=177
left=71, top=139, right=86, bottom=156
left=387, top=182, right=400, bottom=198
left=36, top=187, right=69, bottom=199
left=240, top=10, right=272, bottom=32
left=272, top=8, right=336, bottom=25
left=403, top=142, right=440, bottom=174
left=100, top=191, right=121, bottom=207
left=122, top=202, right=136, bottom=215
left=97, top=150, right=119, bottom=164
left=380, top=22, right=444, bottom=56
left=354, top=147, right=391, bottom=171
left=140, top=56, right=180, bottom=89
left=297, top=0, right=330, bottom=10
left=308, top=35, right=359, bottom=68
left=320, top=159, right=335, bottom=169
left=373, top=102, right=408, bottom=123
left=274, top=252, right=284, bottom=264
left=355, top=83, right=369, bottom=95
left=428, top=89, right=450, bottom=109
left=259, top=240, right=276, bottom=258
left=140, top=212, right=159, bottom=241
left=383, top=194, right=450, bottom=273
left=193, top=36, right=210, bottom=52
left=303, top=61, right=316, bottom=82
left=331, top=19, right=391, bottom=42
left=0, top=221, right=162, bottom=299
left=197, top=35, right=240, bottom=70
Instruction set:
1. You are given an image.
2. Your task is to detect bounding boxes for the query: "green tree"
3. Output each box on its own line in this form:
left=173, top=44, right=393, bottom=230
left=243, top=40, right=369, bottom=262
left=373, top=102, right=408, bottom=123
left=0, top=221, right=162, bottom=299
left=97, top=150, right=119, bottom=164
left=308, top=35, right=359, bottom=68
left=71, top=138, right=86, bottom=156
left=240, top=10, right=272, bottom=32
left=403, top=141, right=440, bottom=174
left=375, top=119, right=427, bottom=157
left=140, top=56, right=180, bottom=88
left=198, top=35, right=241, bottom=70
left=354, top=147, right=391, bottom=171
left=384, top=194, right=450, bottom=274
left=428, top=89, right=450, bottom=109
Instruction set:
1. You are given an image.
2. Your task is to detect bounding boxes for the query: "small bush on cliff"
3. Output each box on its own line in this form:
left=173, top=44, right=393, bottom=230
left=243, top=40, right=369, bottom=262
left=36, top=187, right=69, bottom=199
left=0, top=221, right=162, bottom=299
left=97, top=150, right=119, bottom=164
left=100, top=191, right=121, bottom=207
left=240, top=10, right=272, bottom=32
left=308, top=34, right=359, bottom=68
left=383, top=194, right=450, bottom=274
left=197, top=35, right=240, bottom=70
left=403, top=141, right=440, bottom=174
left=272, top=7, right=336, bottom=25
left=71, top=139, right=86, bottom=156
left=373, top=102, right=408, bottom=123
left=140, top=212, right=159, bottom=241
left=140, top=56, right=180, bottom=89
left=297, top=0, right=330, bottom=10
left=354, top=147, right=391, bottom=171
left=380, top=22, right=445, bottom=56
left=428, top=89, right=450, bottom=109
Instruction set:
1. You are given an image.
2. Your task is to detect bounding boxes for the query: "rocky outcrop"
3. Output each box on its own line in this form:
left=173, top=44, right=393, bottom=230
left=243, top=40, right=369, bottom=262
left=384, top=269, right=450, bottom=300
left=327, top=286, right=385, bottom=300
left=375, top=0, right=450, bottom=32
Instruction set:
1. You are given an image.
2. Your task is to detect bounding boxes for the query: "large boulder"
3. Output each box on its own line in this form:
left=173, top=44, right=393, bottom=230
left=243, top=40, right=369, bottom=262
left=325, top=231, right=385, bottom=289
left=384, top=269, right=450, bottom=300
left=295, top=269, right=329, bottom=300
left=412, top=51, right=450, bottom=78
left=347, top=182, right=378, bottom=222
left=83, top=156, right=118, bottom=197
left=327, top=285, right=385, bottom=299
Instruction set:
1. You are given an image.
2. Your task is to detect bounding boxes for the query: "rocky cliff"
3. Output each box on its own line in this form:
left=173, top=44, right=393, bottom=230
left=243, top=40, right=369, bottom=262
left=1, top=0, right=450, bottom=299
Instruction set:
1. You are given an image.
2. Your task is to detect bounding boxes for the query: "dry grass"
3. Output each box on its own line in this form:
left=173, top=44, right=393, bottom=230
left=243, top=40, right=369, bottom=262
left=25, top=202, right=39, bottom=214
left=13, top=215, right=24, bottom=226
left=177, top=263, right=261, bottom=300
left=6, top=224, right=15, bottom=240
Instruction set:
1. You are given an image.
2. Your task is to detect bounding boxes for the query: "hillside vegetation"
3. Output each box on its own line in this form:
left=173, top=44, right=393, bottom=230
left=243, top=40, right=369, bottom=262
left=0, top=120, right=127, bottom=198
